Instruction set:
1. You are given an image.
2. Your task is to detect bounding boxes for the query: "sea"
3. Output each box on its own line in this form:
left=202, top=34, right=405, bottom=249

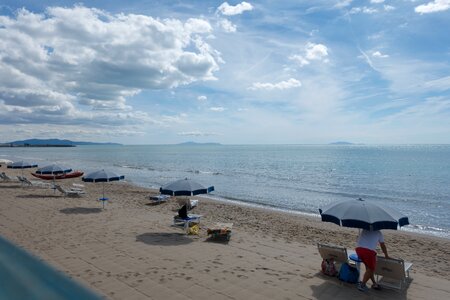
left=1, top=144, right=449, bottom=239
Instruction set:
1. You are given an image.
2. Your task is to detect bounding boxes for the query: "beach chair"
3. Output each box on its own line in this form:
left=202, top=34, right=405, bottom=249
left=54, top=184, right=86, bottom=197
left=17, top=176, right=32, bottom=185
left=374, top=256, right=413, bottom=290
left=317, top=243, right=351, bottom=276
left=173, top=204, right=202, bottom=233
left=317, top=243, right=349, bottom=263
left=17, top=176, right=52, bottom=188
left=1, top=172, right=14, bottom=181
left=71, top=183, right=85, bottom=191
left=148, top=194, right=170, bottom=204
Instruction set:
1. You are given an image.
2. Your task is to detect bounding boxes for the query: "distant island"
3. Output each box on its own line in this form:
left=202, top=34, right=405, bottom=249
left=177, top=142, right=221, bottom=146
left=329, top=141, right=355, bottom=145
left=0, top=138, right=122, bottom=147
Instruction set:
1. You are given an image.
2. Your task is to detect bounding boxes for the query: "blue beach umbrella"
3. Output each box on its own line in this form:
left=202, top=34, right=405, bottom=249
left=36, top=163, right=73, bottom=190
left=36, top=164, right=72, bottom=175
left=7, top=160, right=38, bottom=177
left=7, top=161, right=38, bottom=169
left=319, top=198, right=409, bottom=231
left=160, top=178, right=214, bottom=196
left=82, top=169, right=125, bottom=208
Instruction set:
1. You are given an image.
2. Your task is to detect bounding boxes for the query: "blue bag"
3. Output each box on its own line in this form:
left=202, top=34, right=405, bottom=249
left=338, top=263, right=359, bottom=283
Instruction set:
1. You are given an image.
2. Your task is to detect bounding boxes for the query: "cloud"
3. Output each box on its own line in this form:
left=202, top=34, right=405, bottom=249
left=0, top=5, right=221, bottom=130
left=248, top=78, right=302, bottom=91
left=217, top=2, right=253, bottom=16
left=210, top=106, right=226, bottom=112
left=197, top=95, right=207, bottom=101
left=423, top=76, right=450, bottom=91
left=290, top=42, right=329, bottom=67
left=372, top=51, right=389, bottom=58
left=334, top=0, right=353, bottom=8
left=370, top=0, right=385, bottom=3
left=350, top=7, right=378, bottom=14
left=415, top=0, right=450, bottom=14
left=218, top=18, right=237, bottom=32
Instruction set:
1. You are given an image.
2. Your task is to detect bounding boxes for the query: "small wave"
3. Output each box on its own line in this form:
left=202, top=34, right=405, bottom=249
left=114, top=164, right=144, bottom=170
left=186, top=170, right=221, bottom=175
left=403, top=224, right=450, bottom=239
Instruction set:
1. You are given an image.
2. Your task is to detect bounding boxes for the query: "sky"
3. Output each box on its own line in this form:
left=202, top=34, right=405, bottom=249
left=0, top=0, right=449, bottom=145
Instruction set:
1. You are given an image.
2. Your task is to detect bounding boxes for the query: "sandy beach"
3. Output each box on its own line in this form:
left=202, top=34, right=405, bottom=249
left=1, top=166, right=449, bottom=300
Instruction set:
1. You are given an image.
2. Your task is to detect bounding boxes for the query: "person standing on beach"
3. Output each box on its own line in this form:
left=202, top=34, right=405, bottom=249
left=355, top=229, right=388, bottom=292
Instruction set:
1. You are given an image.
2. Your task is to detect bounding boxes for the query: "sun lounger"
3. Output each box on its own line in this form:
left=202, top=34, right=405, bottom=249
left=71, top=183, right=85, bottom=191
left=317, top=243, right=349, bottom=263
left=148, top=194, right=170, bottom=204
left=374, top=256, right=413, bottom=290
left=1, top=172, right=14, bottom=181
left=207, top=223, right=233, bottom=241
left=54, top=184, right=86, bottom=197
left=17, top=176, right=52, bottom=188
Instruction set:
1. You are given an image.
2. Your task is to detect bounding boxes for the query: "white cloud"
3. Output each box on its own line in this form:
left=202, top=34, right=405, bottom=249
left=370, top=0, right=385, bottom=3
left=248, top=78, right=302, bottom=91
left=423, top=76, right=450, bottom=91
left=305, top=43, right=329, bottom=61
left=372, top=51, right=389, bottom=58
left=350, top=7, right=378, bottom=14
left=384, top=5, right=395, bottom=11
left=218, top=18, right=237, bottom=32
left=290, top=42, right=329, bottom=67
left=415, top=0, right=450, bottom=14
left=335, top=0, right=353, bottom=8
left=197, top=95, right=207, bottom=101
left=0, top=5, right=221, bottom=129
left=210, top=106, right=226, bottom=112
left=217, top=2, right=253, bottom=16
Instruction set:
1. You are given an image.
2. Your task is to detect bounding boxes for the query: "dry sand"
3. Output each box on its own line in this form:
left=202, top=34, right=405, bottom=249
left=1, top=166, right=449, bottom=299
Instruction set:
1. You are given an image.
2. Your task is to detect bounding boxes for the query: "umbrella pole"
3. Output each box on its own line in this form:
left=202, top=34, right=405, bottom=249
left=102, top=182, right=105, bottom=209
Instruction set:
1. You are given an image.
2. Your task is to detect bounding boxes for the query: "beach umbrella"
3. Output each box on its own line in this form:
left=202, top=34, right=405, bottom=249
left=36, top=164, right=72, bottom=175
left=35, top=163, right=73, bottom=190
left=82, top=169, right=125, bottom=208
left=160, top=178, right=214, bottom=196
left=7, top=160, right=38, bottom=177
left=319, top=198, right=409, bottom=231
left=7, top=161, right=38, bottom=169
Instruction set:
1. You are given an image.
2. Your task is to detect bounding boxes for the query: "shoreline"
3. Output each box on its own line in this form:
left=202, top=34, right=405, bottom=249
left=1, top=166, right=450, bottom=299
left=129, top=180, right=450, bottom=240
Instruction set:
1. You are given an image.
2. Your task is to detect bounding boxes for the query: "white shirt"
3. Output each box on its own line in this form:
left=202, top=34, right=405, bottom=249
left=357, top=230, right=384, bottom=251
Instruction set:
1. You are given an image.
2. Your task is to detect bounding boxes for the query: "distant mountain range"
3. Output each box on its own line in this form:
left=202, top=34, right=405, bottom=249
left=178, top=141, right=221, bottom=146
left=5, top=139, right=122, bottom=146
left=329, top=141, right=355, bottom=145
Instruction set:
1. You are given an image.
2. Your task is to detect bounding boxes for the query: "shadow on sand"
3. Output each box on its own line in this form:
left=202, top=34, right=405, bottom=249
left=16, top=194, right=61, bottom=199
left=0, top=184, right=22, bottom=189
left=136, top=232, right=193, bottom=246
left=310, top=272, right=408, bottom=300
left=60, top=207, right=103, bottom=214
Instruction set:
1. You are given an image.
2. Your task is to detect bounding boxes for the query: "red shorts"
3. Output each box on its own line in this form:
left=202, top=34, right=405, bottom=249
left=356, top=247, right=377, bottom=270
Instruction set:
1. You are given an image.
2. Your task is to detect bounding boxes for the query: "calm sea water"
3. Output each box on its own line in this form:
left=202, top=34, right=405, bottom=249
left=1, top=144, right=449, bottom=238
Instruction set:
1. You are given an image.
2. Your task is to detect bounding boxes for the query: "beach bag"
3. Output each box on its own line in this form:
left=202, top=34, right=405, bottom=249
left=321, top=259, right=338, bottom=276
left=338, top=263, right=359, bottom=283
left=187, top=224, right=200, bottom=235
